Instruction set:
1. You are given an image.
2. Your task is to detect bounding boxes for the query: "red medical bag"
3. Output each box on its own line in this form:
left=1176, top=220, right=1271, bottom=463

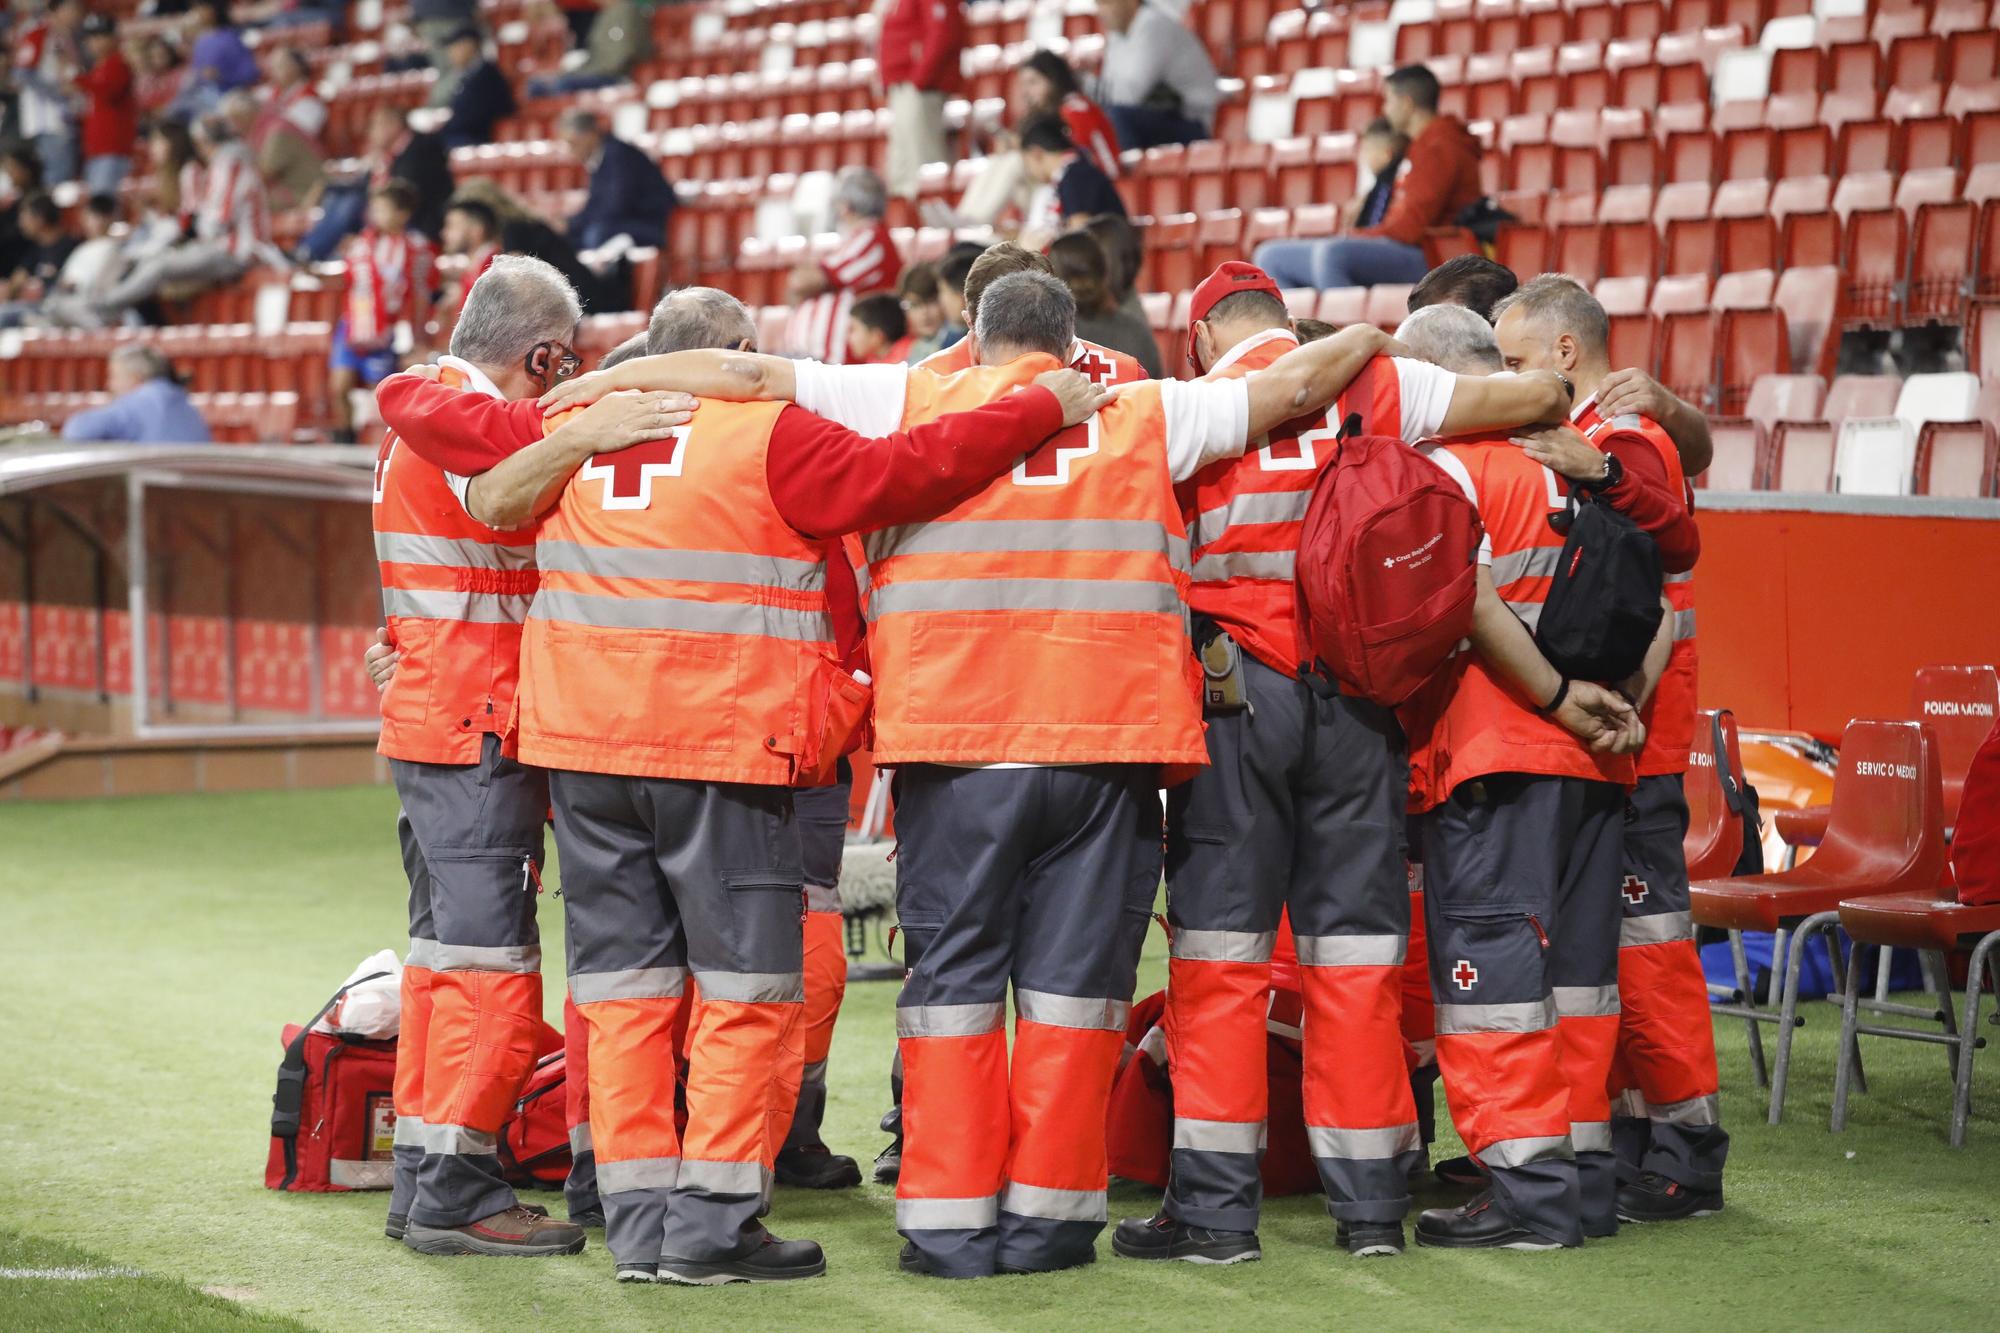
left=265, top=973, right=399, bottom=1192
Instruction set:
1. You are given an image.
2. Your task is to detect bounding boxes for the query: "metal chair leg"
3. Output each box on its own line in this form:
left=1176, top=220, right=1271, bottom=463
left=1875, top=947, right=1895, bottom=1004
left=1952, top=933, right=2000, bottom=1149
left=1729, top=928, right=1769, bottom=1087
left=1921, top=949, right=1961, bottom=1080
left=1831, top=941, right=1869, bottom=1132
left=1769, top=911, right=1841, bottom=1126
left=1825, top=925, right=1868, bottom=1095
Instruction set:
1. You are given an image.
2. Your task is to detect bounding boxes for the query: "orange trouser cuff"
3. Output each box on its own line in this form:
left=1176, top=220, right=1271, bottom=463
left=899, top=1030, right=1010, bottom=1205
left=1436, top=1028, right=1572, bottom=1159
left=581, top=995, right=686, bottom=1168
left=1302, top=965, right=1416, bottom=1130
left=1007, top=1021, right=1123, bottom=1191
left=423, top=969, right=543, bottom=1135
left=1614, top=939, right=1722, bottom=1104
left=1165, top=957, right=1271, bottom=1125
left=681, top=997, right=801, bottom=1169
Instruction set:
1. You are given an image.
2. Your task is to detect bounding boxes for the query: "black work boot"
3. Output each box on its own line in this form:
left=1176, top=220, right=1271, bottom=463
left=1616, top=1171, right=1724, bottom=1223
left=658, top=1227, right=827, bottom=1285
left=1110, top=1210, right=1261, bottom=1264
left=775, top=1143, right=863, bottom=1190
left=1415, top=1192, right=1566, bottom=1251
left=1335, top=1219, right=1406, bottom=1257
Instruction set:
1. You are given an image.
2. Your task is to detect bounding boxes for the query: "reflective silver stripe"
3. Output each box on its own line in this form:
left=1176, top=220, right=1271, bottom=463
left=1435, top=997, right=1558, bottom=1035
left=1490, top=545, right=1561, bottom=586
left=1672, top=607, right=1697, bottom=640
left=375, top=532, right=536, bottom=571
left=1553, top=985, right=1621, bottom=1018
left=599, top=1157, right=681, bottom=1192
left=1571, top=1121, right=1613, bottom=1153
left=1295, top=934, right=1407, bottom=967
left=1649, top=1093, right=1721, bottom=1127
left=394, top=1115, right=427, bottom=1149
left=866, top=577, right=1182, bottom=620
left=535, top=541, right=825, bottom=591
left=870, top=517, right=1182, bottom=563
left=803, top=881, right=842, bottom=913
left=1192, top=549, right=1296, bottom=583
left=693, top=970, right=804, bottom=1003
left=383, top=587, right=534, bottom=624
left=1479, top=1134, right=1573, bottom=1168
left=1000, top=1182, right=1108, bottom=1223
left=569, top=1123, right=593, bottom=1156
left=405, top=937, right=438, bottom=970
left=1307, top=1122, right=1422, bottom=1161
left=1191, top=490, right=1311, bottom=552
left=677, top=1159, right=771, bottom=1195
left=1173, top=1117, right=1267, bottom=1153
left=1170, top=928, right=1276, bottom=963
left=529, top=588, right=832, bottom=642
left=1620, top=911, right=1694, bottom=947
left=329, top=1159, right=394, bottom=1189
left=898, top=1001, right=1006, bottom=1038
left=419, top=1123, right=498, bottom=1156
left=1664, top=570, right=1694, bottom=584
left=1014, top=988, right=1129, bottom=1031
left=1504, top=600, right=1543, bottom=631
left=896, top=1195, right=1000, bottom=1230
left=1612, top=1089, right=1648, bottom=1119
left=429, top=942, right=540, bottom=974
left=569, top=966, right=689, bottom=1004
left=802, top=1058, right=829, bottom=1087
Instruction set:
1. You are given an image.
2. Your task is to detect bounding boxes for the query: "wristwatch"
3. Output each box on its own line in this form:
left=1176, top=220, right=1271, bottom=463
left=1574, top=451, right=1622, bottom=492
left=1553, top=370, right=1576, bottom=402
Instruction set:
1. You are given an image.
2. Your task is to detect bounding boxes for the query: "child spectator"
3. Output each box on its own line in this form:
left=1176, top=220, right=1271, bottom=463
left=897, top=261, right=946, bottom=363
left=329, top=181, right=438, bottom=442
left=1018, top=113, right=1126, bottom=240
left=75, top=16, right=137, bottom=197
left=0, top=193, right=122, bottom=329
left=1347, top=118, right=1411, bottom=230
left=932, top=241, right=979, bottom=351
left=846, top=292, right=909, bottom=365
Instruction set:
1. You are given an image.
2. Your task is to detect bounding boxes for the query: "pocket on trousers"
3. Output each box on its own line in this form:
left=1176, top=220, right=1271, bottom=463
left=1433, top=903, right=1548, bottom=1000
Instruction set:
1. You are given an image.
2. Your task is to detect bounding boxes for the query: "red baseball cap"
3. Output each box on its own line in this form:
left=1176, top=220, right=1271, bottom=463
left=1186, top=261, right=1286, bottom=370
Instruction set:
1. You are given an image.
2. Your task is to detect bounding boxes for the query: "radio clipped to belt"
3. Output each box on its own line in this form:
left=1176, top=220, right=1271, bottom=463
left=1199, top=626, right=1253, bottom=717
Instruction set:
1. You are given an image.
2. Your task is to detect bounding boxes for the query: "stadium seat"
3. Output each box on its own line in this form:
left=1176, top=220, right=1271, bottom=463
left=1684, top=709, right=1750, bottom=876
left=1971, top=299, right=2000, bottom=381
left=1702, top=416, right=1765, bottom=487
left=1693, top=719, right=1948, bottom=1122
left=1659, top=309, right=1717, bottom=407
left=1718, top=305, right=1791, bottom=415
left=1316, top=287, right=1370, bottom=328
left=1916, top=421, right=1999, bottom=496
left=1907, top=201, right=1979, bottom=326
left=1836, top=373, right=1983, bottom=494
left=1838, top=208, right=1909, bottom=329
left=1745, top=372, right=1829, bottom=433
left=1364, top=285, right=1416, bottom=331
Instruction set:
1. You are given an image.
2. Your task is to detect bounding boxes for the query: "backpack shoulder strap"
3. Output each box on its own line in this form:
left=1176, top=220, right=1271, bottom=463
left=1711, top=710, right=1743, bottom=815
left=272, top=971, right=393, bottom=1142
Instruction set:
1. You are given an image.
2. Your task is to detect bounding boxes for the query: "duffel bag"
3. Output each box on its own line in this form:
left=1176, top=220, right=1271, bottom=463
left=266, top=973, right=398, bottom=1192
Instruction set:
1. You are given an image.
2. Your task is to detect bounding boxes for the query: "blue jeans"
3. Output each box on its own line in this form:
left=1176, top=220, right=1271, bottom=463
left=1105, top=103, right=1209, bottom=150
left=83, top=155, right=130, bottom=197
left=525, top=71, right=625, bottom=100
left=35, top=131, right=78, bottom=185
left=301, top=182, right=368, bottom=261
left=1252, top=235, right=1432, bottom=290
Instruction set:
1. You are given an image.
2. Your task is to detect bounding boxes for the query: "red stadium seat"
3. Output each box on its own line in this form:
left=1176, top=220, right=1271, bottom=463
left=1554, top=222, right=1609, bottom=286
left=1949, top=27, right=2000, bottom=86
left=1702, top=418, right=1766, bottom=488
left=1744, top=372, right=1829, bottom=435
left=1658, top=309, right=1717, bottom=407
left=1194, top=210, right=1245, bottom=277
left=1664, top=217, right=1719, bottom=277
left=1494, top=222, right=1551, bottom=277
left=1839, top=207, right=1910, bottom=329
left=1915, top=421, right=1998, bottom=496
left=1316, top=287, right=1369, bottom=328
left=1907, top=201, right=1978, bottom=326
left=1769, top=45, right=1823, bottom=98
left=1972, top=299, right=2000, bottom=380
left=1775, top=265, right=1842, bottom=376
left=1666, top=128, right=1717, bottom=185
left=1364, top=285, right=1415, bottom=331
left=1836, top=119, right=1901, bottom=178
left=1651, top=273, right=1711, bottom=315
left=1895, top=168, right=1961, bottom=217
left=1833, top=171, right=1896, bottom=218
left=1827, top=40, right=1884, bottom=96
left=1771, top=419, right=1838, bottom=490
left=1902, top=116, right=1964, bottom=173
left=1717, top=305, right=1791, bottom=415
left=1779, top=208, right=1841, bottom=270
left=1147, top=214, right=1200, bottom=295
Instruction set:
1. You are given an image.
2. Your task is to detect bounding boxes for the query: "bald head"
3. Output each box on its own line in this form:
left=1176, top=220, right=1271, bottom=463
left=1395, top=304, right=1502, bottom=376
left=1491, top=273, right=1610, bottom=381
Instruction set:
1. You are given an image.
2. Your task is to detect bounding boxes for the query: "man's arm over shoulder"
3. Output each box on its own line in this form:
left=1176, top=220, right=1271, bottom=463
left=1598, top=426, right=1700, bottom=573
left=376, top=372, right=545, bottom=473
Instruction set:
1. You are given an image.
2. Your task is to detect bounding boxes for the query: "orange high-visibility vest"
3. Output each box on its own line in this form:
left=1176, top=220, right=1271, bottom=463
left=1404, top=437, right=1637, bottom=812
left=857, top=356, right=1207, bottom=767
left=514, top=398, right=855, bottom=785
left=1179, top=336, right=1405, bottom=674
left=1580, top=406, right=1698, bottom=777
left=371, top=366, right=540, bottom=765
left=920, top=335, right=1148, bottom=387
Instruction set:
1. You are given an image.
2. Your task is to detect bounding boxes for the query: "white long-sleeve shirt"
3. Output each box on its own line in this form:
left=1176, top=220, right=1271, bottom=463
left=1095, top=4, right=1220, bottom=130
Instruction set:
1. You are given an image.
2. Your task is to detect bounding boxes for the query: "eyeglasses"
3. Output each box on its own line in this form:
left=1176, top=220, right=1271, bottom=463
left=528, top=341, right=582, bottom=383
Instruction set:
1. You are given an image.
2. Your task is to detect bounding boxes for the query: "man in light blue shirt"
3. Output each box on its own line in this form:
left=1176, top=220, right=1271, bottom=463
left=61, top=345, right=211, bottom=444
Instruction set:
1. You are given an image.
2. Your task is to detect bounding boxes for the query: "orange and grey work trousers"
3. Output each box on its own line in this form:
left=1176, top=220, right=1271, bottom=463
left=1417, top=773, right=1625, bottom=1248
left=784, top=776, right=852, bottom=1154
left=551, top=771, right=805, bottom=1270
left=388, top=735, right=549, bottom=1230
left=1608, top=774, right=1729, bottom=1191
left=894, top=763, right=1161, bottom=1278
left=1162, top=655, right=1417, bottom=1232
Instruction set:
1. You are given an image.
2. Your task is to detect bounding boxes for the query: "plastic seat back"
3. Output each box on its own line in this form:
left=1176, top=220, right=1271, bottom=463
left=1912, top=665, right=2000, bottom=820
left=1807, top=720, right=1947, bottom=896
left=1834, top=417, right=1917, bottom=494
left=1825, top=373, right=1905, bottom=424
left=1915, top=422, right=1996, bottom=497
left=1744, top=373, right=1826, bottom=431
left=1704, top=418, right=1764, bottom=489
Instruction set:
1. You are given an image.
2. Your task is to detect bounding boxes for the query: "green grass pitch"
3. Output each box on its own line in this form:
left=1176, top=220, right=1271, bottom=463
left=3, top=785, right=1998, bottom=1331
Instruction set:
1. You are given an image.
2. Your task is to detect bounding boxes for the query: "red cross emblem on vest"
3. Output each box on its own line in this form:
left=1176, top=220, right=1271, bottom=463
left=580, top=426, right=691, bottom=509
left=1451, top=959, right=1479, bottom=991
left=1622, top=875, right=1650, bottom=906
left=1015, top=418, right=1100, bottom=486
left=1257, top=422, right=1339, bottom=473
left=1071, top=346, right=1117, bottom=385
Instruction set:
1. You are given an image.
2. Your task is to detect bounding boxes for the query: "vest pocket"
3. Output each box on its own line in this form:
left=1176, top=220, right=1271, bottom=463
left=531, top=625, right=738, bottom=753
left=905, top=612, right=1164, bottom=727
left=768, top=652, right=873, bottom=787
left=379, top=620, right=438, bottom=734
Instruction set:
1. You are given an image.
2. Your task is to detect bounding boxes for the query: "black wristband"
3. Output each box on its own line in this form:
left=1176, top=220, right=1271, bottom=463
left=1537, top=676, right=1572, bottom=716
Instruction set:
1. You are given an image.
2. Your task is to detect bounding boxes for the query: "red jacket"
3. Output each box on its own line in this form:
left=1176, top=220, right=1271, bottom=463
left=1355, top=115, right=1483, bottom=247
left=76, top=52, right=137, bottom=160
left=878, top=0, right=965, bottom=93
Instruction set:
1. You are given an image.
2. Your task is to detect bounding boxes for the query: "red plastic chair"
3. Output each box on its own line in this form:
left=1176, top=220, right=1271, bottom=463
left=1685, top=709, right=1750, bottom=881
left=1691, top=719, right=1948, bottom=1122
left=1915, top=422, right=1999, bottom=497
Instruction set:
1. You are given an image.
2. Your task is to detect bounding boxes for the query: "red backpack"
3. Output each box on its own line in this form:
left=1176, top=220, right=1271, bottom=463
left=1295, top=423, right=1483, bottom=706
left=499, top=1051, right=574, bottom=1188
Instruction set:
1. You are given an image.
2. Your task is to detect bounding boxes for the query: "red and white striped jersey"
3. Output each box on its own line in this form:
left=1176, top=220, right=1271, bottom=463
left=186, top=142, right=271, bottom=261
left=820, top=220, right=902, bottom=294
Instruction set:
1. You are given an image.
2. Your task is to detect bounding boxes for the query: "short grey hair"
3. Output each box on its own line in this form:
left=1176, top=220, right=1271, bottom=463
left=450, top=255, right=582, bottom=368
left=110, top=344, right=173, bottom=382
left=557, top=107, right=604, bottom=138
left=973, top=270, right=1076, bottom=360
left=646, top=286, right=756, bottom=354
left=597, top=331, right=651, bottom=370
left=1490, top=272, right=1610, bottom=358
left=1395, top=304, right=1502, bottom=375
left=834, top=166, right=888, bottom=221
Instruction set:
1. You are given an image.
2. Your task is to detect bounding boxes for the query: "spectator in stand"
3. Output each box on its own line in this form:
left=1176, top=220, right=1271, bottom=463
left=1252, top=64, right=1481, bottom=290
left=436, top=26, right=517, bottom=151
left=1047, top=230, right=1161, bottom=377
left=0, top=192, right=78, bottom=309
left=413, top=0, right=481, bottom=103
left=75, top=15, right=137, bottom=197
left=1090, top=0, right=1217, bottom=149
left=936, top=49, right=1120, bottom=229
left=438, top=196, right=502, bottom=328
left=897, top=260, right=947, bottom=363
left=0, top=147, right=48, bottom=281
left=61, top=344, right=211, bottom=443
left=1082, top=211, right=1147, bottom=325
left=248, top=48, right=328, bottom=211
left=300, top=106, right=451, bottom=260
left=556, top=108, right=675, bottom=252
left=14, top=0, right=85, bottom=184
left=789, top=166, right=900, bottom=302
left=1, top=193, right=125, bottom=328
left=145, top=119, right=199, bottom=217
left=131, top=35, right=188, bottom=124
left=1018, top=113, right=1126, bottom=240
left=1347, top=118, right=1410, bottom=223
left=525, top=0, right=651, bottom=99
left=86, top=112, right=268, bottom=325
left=877, top=0, right=966, bottom=200
left=932, top=240, right=978, bottom=349
left=170, top=1, right=260, bottom=122
left=329, top=181, right=438, bottom=443
left=846, top=291, right=908, bottom=364
left=1408, top=253, right=1519, bottom=323
left=449, top=177, right=610, bottom=311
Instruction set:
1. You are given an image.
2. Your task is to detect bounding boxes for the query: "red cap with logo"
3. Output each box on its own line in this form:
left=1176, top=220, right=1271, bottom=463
left=1187, top=261, right=1287, bottom=371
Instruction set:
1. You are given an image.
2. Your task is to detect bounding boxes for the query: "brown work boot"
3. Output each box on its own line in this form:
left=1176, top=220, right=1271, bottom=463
left=404, top=1205, right=588, bottom=1257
